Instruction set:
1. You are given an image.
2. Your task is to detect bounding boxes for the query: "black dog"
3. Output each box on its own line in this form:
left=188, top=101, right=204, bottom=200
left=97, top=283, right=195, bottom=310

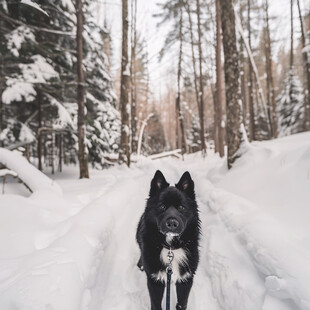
left=136, top=170, right=200, bottom=310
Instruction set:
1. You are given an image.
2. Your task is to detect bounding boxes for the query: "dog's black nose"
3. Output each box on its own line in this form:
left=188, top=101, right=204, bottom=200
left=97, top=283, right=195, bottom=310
left=166, top=218, right=179, bottom=230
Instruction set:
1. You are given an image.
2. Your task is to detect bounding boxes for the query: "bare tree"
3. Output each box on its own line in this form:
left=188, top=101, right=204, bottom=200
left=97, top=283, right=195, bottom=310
left=220, top=0, right=243, bottom=168
left=37, top=89, right=43, bottom=171
left=216, top=0, right=225, bottom=157
left=264, top=0, right=277, bottom=137
left=297, top=0, right=310, bottom=130
left=131, top=0, right=138, bottom=153
left=176, top=8, right=187, bottom=155
left=185, top=1, right=200, bottom=120
left=196, top=0, right=206, bottom=155
left=75, top=0, right=89, bottom=178
left=0, top=55, right=2, bottom=148
left=290, top=0, right=294, bottom=70
left=239, top=4, right=248, bottom=126
left=119, top=0, right=131, bottom=166
left=247, top=0, right=255, bottom=141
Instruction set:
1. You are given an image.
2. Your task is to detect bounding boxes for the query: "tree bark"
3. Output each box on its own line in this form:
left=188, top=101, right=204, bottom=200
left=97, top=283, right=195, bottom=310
left=196, top=0, right=206, bottom=156
left=239, top=6, right=248, bottom=127
left=176, top=8, right=187, bottom=155
left=131, top=0, right=138, bottom=153
left=290, top=0, right=294, bottom=70
left=76, top=0, right=89, bottom=178
left=297, top=0, right=310, bottom=130
left=236, top=13, right=270, bottom=136
left=119, top=0, right=131, bottom=166
left=0, top=89, right=2, bottom=148
left=0, top=16, right=3, bottom=148
left=264, top=0, right=277, bottom=137
left=247, top=0, right=255, bottom=141
left=59, top=134, right=63, bottom=172
left=0, top=54, right=2, bottom=148
left=216, top=0, right=225, bottom=157
left=38, top=89, right=43, bottom=171
left=220, top=0, right=243, bottom=168
left=185, top=1, right=200, bottom=117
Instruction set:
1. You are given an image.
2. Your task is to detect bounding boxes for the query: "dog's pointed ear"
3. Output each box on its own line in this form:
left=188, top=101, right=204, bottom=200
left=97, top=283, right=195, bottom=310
left=176, top=171, right=195, bottom=199
left=149, top=170, right=169, bottom=197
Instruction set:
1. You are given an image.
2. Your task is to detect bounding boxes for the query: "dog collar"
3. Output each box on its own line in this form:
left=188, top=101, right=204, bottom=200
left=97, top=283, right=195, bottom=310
left=162, top=239, right=184, bottom=250
left=162, top=243, right=178, bottom=250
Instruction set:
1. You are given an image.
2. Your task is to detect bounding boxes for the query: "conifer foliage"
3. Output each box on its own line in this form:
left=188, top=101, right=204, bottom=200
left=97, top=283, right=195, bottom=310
left=0, top=0, right=119, bottom=171
left=277, top=70, right=304, bottom=137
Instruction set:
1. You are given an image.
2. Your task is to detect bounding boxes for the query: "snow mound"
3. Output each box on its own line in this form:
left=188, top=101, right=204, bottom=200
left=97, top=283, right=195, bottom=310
left=0, top=148, right=62, bottom=195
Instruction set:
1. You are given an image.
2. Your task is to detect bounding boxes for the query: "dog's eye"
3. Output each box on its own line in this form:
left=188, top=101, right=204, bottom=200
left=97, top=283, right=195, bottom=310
left=159, top=205, right=166, bottom=211
left=178, top=205, right=185, bottom=211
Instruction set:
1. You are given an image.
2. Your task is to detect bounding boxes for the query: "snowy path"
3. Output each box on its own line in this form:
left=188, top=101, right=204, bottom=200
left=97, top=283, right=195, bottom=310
left=78, top=157, right=310, bottom=310
left=1, top=134, right=310, bottom=310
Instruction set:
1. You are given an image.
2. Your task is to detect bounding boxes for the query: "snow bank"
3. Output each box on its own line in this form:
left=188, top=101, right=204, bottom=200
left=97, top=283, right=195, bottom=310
left=203, top=185, right=310, bottom=310
left=0, top=148, right=61, bottom=195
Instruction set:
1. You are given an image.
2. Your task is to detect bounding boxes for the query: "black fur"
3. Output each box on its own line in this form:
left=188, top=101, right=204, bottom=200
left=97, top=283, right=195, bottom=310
left=136, top=170, right=200, bottom=310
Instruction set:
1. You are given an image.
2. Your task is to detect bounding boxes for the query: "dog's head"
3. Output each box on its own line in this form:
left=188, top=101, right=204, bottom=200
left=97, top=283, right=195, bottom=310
left=145, top=170, right=198, bottom=238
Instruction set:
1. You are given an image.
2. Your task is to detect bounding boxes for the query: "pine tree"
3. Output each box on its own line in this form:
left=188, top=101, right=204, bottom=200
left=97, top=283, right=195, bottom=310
left=277, top=71, right=304, bottom=136
left=186, top=116, right=201, bottom=153
left=277, top=0, right=304, bottom=137
left=0, top=0, right=120, bottom=171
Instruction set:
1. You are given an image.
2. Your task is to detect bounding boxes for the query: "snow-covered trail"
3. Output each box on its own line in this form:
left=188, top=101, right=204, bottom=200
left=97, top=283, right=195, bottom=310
left=1, top=134, right=310, bottom=310
left=79, top=160, right=219, bottom=310
left=78, top=156, right=310, bottom=310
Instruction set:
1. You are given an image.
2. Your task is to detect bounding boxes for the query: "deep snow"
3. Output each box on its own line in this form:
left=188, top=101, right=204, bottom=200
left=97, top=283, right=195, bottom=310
left=1, top=133, right=310, bottom=310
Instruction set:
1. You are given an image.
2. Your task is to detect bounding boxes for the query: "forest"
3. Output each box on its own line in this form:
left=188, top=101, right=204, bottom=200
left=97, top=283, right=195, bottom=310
left=0, top=0, right=309, bottom=177
left=1, top=1, right=310, bottom=310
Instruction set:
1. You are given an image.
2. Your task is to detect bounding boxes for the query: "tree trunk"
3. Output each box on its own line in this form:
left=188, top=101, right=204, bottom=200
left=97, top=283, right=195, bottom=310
left=247, top=0, right=255, bottom=141
left=213, top=92, right=219, bottom=153
left=0, top=54, right=2, bottom=148
left=119, top=0, right=131, bottom=166
left=131, top=0, right=138, bottom=153
left=239, top=6, right=248, bottom=127
left=236, top=12, right=270, bottom=136
left=216, top=0, right=225, bottom=157
left=26, top=144, right=30, bottom=162
left=51, top=131, right=55, bottom=175
left=297, top=0, right=310, bottom=130
left=290, top=0, right=294, bottom=70
left=185, top=1, right=200, bottom=118
left=220, top=0, right=243, bottom=168
left=76, top=0, right=89, bottom=178
left=0, top=89, right=2, bottom=148
left=196, top=0, right=206, bottom=156
left=38, top=89, right=43, bottom=171
left=264, top=0, right=277, bottom=137
left=59, top=133, right=63, bottom=172
left=176, top=8, right=187, bottom=155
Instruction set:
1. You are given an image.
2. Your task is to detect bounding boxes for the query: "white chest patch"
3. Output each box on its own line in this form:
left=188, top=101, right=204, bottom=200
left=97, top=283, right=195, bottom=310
left=165, top=233, right=178, bottom=245
left=151, top=248, right=191, bottom=283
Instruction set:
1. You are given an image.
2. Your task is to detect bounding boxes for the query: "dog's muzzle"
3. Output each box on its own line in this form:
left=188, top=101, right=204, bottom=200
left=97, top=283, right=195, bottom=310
left=159, top=207, right=184, bottom=235
left=166, top=218, right=179, bottom=231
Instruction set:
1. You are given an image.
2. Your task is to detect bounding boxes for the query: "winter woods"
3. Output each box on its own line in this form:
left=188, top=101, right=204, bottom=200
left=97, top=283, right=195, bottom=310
left=1, top=0, right=310, bottom=174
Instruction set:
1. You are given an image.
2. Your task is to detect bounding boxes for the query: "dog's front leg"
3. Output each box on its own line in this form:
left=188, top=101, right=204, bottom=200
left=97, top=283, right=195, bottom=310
left=176, top=278, right=193, bottom=310
left=147, top=276, right=165, bottom=310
